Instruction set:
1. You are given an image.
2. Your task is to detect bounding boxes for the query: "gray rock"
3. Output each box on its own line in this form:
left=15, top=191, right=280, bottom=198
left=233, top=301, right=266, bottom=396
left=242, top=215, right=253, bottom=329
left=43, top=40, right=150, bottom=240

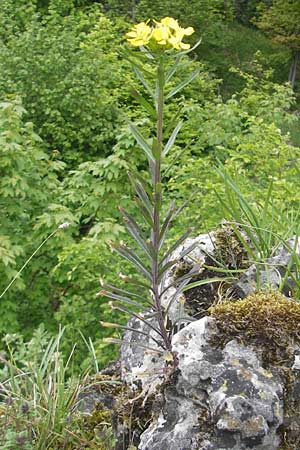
left=232, top=237, right=300, bottom=298
left=138, top=318, right=283, bottom=450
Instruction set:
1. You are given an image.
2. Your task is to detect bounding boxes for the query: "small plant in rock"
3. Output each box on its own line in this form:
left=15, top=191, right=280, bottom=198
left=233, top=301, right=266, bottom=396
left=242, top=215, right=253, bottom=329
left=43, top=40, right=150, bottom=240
left=99, top=18, right=201, bottom=363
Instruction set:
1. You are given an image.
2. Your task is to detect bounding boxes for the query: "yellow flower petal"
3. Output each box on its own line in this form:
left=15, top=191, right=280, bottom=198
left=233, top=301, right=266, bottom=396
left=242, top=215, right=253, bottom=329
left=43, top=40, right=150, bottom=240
left=161, top=17, right=180, bottom=30
left=179, top=42, right=191, bottom=50
left=184, top=27, right=194, bottom=36
left=152, top=25, right=170, bottom=44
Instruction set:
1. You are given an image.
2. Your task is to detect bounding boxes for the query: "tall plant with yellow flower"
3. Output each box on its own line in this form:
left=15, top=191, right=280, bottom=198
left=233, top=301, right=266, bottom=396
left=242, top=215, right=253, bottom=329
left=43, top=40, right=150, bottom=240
left=100, top=18, right=200, bottom=363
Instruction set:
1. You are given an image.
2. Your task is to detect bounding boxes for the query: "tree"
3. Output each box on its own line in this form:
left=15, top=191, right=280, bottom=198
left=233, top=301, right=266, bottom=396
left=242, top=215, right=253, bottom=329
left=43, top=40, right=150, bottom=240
left=255, top=0, right=300, bottom=89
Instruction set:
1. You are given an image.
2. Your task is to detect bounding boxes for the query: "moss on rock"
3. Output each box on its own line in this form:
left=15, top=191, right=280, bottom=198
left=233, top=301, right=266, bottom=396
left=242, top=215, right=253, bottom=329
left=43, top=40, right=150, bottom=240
left=209, top=290, right=300, bottom=365
left=209, top=290, right=300, bottom=449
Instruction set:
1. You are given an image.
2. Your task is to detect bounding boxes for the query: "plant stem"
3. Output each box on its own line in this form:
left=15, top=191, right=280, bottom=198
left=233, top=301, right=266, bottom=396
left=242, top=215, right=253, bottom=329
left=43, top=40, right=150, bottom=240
left=152, top=57, right=171, bottom=352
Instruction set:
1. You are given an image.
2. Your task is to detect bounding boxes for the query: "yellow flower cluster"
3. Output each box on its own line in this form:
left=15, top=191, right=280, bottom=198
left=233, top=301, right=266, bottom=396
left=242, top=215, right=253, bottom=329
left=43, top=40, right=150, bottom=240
left=126, top=17, right=194, bottom=50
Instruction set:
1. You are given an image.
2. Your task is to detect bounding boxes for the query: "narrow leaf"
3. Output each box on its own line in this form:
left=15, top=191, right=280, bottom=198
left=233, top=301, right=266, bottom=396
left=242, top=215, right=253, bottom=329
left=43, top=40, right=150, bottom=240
left=104, top=338, right=163, bottom=354
left=130, top=87, right=156, bottom=118
left=119, top=274, right=153, bottom=292
left=162, top=120, right=183, bottom=157
left=158, top=259, right=178, bottom=282
left=165, top=276, right=194, bottom=314
left=135, top=196, right=154, bottom=227
left=179, top=242, right=198, bottom=259
left=102, top=282, right=152, bottom=305
left=100, top=321, right=163, bottom=347
left=108, top=303, right=162, bottom=337
left=128, top=122, right=155, bottom=162
left=113, top=244, right=152, bottom=280
left=181, top=277, right=231, bottom=292
left=160, top=268, right=200, bottom=296
left=159, top=201, right=176, bottom=248
left=160, top=228, right=193, bottom=266
left=165, top=69, right=200, bottom=100
left=165, top=55, right=183, bottom=83
left=121, top=208, right=154, bottom=259
left=99, top=290, right=144, bottom=308
left=133, top=66, right=155, bottom=98
left=159, top=199, right=189, bottom=249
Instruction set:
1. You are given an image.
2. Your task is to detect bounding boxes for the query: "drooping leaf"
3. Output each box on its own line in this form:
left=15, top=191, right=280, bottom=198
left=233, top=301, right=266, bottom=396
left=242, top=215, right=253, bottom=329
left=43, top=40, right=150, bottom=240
left=121, top=208, right=154, bottom=260
left=113, top=244, right=152, bottom=280
left=107, top=302, right=162, bottom=338
left=101, top=282, right=152, bottom=305
left=99, top=290, right=144, bottom=309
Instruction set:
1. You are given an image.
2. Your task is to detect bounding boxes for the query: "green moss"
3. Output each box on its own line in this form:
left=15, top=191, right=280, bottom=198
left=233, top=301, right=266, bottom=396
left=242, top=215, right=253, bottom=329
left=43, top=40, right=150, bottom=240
left=214, top=223, right=249, bottom=270
left=173, top=260, right=194, bottom=280
left=209, top=290, right=300, bottom=365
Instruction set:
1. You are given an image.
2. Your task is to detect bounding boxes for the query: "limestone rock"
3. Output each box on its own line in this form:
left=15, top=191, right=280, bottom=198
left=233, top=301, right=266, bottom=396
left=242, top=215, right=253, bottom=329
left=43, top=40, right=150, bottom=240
left=138, top=318, right=283, bottom=450
left=232, top=237, right=300, bottom=298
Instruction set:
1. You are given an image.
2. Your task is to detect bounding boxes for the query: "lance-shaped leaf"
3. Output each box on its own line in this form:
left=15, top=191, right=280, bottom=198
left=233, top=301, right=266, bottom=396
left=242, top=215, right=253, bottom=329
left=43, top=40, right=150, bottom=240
left=165, top=55, right=183, bottom=83
left=178, top=241, right=198, bottom=259
left=163, top=139, right=193, bottom=178
left=165, top=276, right=194, bottom=315
left=103, top=337, right=163, bottom=354
left=133, top=66, right=155, bottom=98
left=113, top=243, right=152, bottom=280
left=135, top=195, right=154, bottom=227
left=181, top=276, right=231, bottom=292
left=134, top=181, right=154, bottom=219
left=100, top=321, right=163, bottom=347
left=159, top=228, right=193, bottom=267
left=119, top=47, right=154, bottom=75
left=160, top=268, right=200, bottom=297
left=108, top=302, right=163, bottom=337
left=159, top=200, right=188, bottom=250
left=120, top=208, right=154, bottom=260
left=130, top=87, right=156, bottom=118
left=165, top=68, right=200, bottom=100
left=128, top=170, right=153, bottom=205
left=98, top=289, right=144, bottom=309
left=158, top=200, right=176, bottom=248
left=101, top=281, right=152, bottom=306
left=128, top=122, right=155, bottom=162
left=162, top=120, right=183, bottom=157
left=119, top=273, right=153, bottom=292
left=134, top=171, right=153, bottom=197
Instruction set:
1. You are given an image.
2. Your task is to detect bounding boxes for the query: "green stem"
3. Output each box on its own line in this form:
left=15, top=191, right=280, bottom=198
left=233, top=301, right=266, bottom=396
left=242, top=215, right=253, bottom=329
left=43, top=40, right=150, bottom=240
left=152, top=57, right=171, bottom=351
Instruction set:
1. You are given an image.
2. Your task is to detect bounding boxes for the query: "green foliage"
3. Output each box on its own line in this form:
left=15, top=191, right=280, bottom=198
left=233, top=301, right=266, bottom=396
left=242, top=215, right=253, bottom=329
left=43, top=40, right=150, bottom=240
left=0, top=4, right=131, bottom=165
left=167, top=63, right=300, bottom=232
left=0, top=96, right=71, bottom=333
left=255, top=0, right=300, bottom=51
